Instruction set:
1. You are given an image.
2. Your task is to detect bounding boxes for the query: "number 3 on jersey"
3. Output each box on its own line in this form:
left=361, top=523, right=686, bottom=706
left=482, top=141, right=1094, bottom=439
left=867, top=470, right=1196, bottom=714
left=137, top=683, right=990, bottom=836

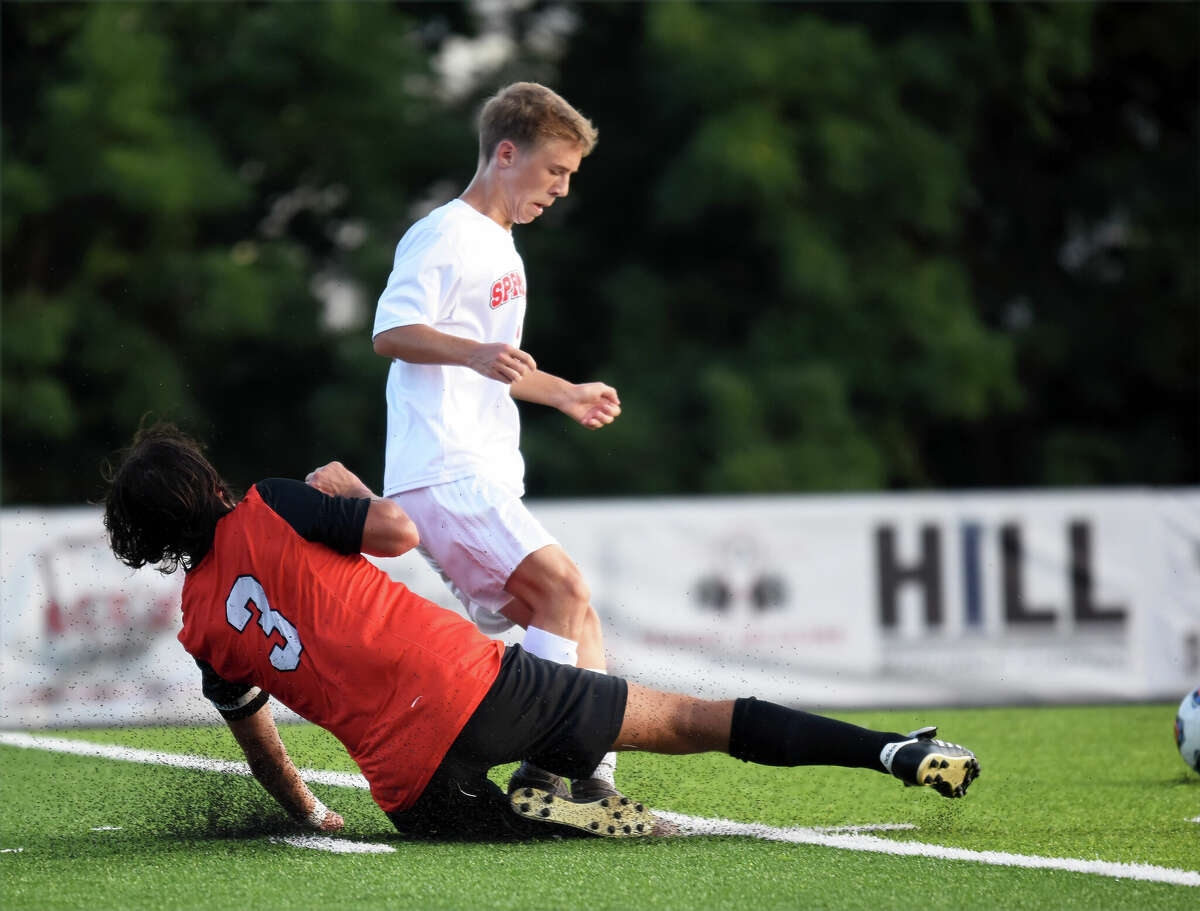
left=225, top=575, right=303, bottom=671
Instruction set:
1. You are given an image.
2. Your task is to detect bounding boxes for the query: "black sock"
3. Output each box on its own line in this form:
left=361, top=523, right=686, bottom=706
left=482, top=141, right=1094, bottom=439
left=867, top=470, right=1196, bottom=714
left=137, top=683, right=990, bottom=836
left=728, top=697, right=904, bottom=774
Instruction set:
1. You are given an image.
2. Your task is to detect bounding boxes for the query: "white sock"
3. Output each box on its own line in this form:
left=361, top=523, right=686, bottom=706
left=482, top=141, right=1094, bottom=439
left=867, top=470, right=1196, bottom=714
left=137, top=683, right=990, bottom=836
left=517, top=630, right=581, bottom=782
left=522, top=626, right=579, bottom=666
left=583, top=666, right=618, bottom=784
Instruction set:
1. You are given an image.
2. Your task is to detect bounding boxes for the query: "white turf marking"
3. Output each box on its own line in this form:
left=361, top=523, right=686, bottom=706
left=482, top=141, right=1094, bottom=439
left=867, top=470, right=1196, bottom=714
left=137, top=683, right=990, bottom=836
left=811, top=823, right=917, bottom=834
left=270, top=835, right=395, bottom=855
left=656, top=812, right=1200, bottom=888
left=5, top=732, right=1198, bottom=886
left=90, top=826, right=123, bottom=832
left=1, top=848, right=24, bottom=854
left=0, top=732, right=367, bottom=789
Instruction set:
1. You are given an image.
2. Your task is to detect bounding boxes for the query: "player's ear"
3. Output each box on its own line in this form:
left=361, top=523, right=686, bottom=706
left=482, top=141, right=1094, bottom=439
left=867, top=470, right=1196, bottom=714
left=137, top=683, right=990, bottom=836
left=495, top=139, right=519, bottom=168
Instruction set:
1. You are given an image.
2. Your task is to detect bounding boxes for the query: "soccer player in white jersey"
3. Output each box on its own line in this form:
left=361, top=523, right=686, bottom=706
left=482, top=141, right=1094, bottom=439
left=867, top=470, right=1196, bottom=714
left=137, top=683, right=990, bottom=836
left=371, top=83, right=624, bottom=802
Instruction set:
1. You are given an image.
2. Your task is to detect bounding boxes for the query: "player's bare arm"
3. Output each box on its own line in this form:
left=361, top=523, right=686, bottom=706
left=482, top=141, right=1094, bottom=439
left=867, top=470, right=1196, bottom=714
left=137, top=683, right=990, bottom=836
left=305, top=461, right=420, bottom=557
left=373, top=324, right=536, bottom=384
left=510, top=371, right=621, bottom=429
left=225, top=702, right=345, bottom=832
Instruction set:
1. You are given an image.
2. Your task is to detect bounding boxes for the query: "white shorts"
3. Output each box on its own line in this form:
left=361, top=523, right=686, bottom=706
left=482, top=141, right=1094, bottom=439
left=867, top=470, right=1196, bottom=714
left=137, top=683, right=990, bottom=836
left=389, top=476, right=557, bottom=635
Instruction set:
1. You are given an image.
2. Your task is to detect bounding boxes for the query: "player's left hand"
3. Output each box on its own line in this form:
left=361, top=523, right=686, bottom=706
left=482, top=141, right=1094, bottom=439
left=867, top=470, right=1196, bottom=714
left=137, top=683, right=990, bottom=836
left=562, top=382, right=621, bottom=429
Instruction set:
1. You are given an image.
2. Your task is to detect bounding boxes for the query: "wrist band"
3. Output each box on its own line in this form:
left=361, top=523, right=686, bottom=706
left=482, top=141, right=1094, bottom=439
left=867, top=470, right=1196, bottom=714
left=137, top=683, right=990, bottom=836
left=305, top=797, right=328, bottom=828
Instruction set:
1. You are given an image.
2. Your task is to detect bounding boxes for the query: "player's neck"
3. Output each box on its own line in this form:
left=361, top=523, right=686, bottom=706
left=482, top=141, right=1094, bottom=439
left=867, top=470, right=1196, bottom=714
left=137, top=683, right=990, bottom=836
left=459, top=171, right=514, bottom=232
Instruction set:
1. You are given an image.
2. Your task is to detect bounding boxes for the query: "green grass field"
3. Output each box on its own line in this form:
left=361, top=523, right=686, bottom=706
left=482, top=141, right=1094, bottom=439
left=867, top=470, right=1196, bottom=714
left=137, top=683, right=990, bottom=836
left=3, top=703, right=1197, bottom=910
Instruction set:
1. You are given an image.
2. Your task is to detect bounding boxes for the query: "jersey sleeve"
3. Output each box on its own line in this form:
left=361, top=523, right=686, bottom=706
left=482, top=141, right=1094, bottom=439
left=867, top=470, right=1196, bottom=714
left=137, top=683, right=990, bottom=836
left=197, top=658, right=269, bottom=720
left=254, top=478, right=370, bottom=555
left=373, top=229, right=459, bottom=336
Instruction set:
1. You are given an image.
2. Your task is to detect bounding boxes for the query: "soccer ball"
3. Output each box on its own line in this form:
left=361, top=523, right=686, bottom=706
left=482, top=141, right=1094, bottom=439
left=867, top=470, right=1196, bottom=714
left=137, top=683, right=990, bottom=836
left=1175, top=687, right=1200, bottom=775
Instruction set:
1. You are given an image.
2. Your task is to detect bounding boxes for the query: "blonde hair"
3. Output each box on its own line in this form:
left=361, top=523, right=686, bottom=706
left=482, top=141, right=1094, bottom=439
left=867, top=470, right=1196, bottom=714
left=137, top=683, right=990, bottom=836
left=478, top=82, right=598, bottom=162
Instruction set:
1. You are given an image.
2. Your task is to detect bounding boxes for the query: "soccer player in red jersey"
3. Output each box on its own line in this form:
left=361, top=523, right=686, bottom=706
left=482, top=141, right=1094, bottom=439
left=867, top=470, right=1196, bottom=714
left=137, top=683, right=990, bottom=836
left=103, top=424, right=979, bottom=839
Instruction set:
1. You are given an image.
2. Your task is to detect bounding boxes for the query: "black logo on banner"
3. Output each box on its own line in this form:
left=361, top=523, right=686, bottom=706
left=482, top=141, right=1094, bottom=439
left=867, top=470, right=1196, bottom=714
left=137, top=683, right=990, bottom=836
left=876, top=520, right=1126, bottom=630
left=694, top=573, right=788, bottom=613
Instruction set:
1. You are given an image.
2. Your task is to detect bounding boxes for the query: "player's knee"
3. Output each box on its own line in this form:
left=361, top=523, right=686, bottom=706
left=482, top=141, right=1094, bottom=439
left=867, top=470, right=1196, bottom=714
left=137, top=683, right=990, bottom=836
left=516, top=556, right=591, bottom=631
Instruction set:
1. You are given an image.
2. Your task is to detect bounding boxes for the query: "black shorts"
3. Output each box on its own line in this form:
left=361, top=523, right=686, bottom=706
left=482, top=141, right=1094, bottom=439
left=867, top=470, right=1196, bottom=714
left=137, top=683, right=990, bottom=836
left=386, top=644, right=627, bottom=839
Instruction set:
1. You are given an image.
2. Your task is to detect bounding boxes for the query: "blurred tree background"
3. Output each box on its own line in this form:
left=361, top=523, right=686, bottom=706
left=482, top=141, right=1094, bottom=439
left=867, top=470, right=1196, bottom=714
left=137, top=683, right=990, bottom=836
left=3, top=1, right=1196, bottom=503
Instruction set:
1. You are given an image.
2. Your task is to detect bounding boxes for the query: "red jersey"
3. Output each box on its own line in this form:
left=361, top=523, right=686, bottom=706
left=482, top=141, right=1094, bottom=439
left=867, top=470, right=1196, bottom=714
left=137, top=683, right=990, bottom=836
left=178, top=483, right=503, bottom=812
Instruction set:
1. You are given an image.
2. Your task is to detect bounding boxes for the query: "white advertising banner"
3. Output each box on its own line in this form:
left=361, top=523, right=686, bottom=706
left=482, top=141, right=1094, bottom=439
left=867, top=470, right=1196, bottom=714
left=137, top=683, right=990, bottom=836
left=3, top=489, right=1198, bottom=727
left=1, top=508, right=192, bottom=728
left=534, top=490, right=1200, bottom=707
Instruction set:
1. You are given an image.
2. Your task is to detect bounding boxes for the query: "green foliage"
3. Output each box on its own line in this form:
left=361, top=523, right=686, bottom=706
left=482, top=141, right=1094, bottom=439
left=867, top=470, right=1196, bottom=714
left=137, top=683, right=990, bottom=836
left=2, top=1, right=1195, bottom=502
left=522, top=1, right=1196, bottom=494
left=524, top=2, right=1024, bottom=492
left=2, top=2, right=464, bottom=501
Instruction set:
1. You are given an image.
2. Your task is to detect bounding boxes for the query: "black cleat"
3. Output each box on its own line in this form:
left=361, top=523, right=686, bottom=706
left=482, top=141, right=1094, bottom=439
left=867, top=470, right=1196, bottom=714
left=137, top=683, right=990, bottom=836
left=881, top=726, right=980, bottom=798
left=569, top=777, right=627, bottom=803
left=506, top=763, right=570, bottom=800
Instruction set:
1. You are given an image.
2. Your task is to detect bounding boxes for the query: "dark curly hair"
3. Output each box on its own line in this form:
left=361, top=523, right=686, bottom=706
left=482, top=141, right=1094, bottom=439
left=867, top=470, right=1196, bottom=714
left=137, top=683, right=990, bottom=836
left=103, top=423, right=237, bottom=574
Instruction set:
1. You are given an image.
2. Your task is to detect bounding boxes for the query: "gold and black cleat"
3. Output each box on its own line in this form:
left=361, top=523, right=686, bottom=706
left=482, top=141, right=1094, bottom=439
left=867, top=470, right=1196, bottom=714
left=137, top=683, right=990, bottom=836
left=508, top=785, right=658, bottom=838
left=881, top=726, right=980, bottom=798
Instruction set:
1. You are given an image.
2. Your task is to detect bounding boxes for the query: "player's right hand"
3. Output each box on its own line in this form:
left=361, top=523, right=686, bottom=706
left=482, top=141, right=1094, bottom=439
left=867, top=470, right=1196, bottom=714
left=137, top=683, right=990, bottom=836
left=316, top=809, right=345, bottom=833
left=468, top=343, right=536, bottom=383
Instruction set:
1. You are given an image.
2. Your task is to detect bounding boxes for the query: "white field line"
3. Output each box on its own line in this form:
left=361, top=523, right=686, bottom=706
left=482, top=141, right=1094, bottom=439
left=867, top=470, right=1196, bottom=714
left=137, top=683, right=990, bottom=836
left=270, top=835, right=395, bottom=854
left=4, top=731, right=1198, bottom=885
left=656, top=812, right=1200, bottom=888
left=0, top=732, right=367, bottom=789
left=810, top=823, right=916, bottom=834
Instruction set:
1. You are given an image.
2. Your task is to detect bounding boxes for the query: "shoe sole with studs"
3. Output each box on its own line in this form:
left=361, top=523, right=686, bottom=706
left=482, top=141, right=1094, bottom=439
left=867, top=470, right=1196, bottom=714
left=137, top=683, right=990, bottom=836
left=914, top=753, right=981, bottom=798
left=508, top=786, right=656, bottom=837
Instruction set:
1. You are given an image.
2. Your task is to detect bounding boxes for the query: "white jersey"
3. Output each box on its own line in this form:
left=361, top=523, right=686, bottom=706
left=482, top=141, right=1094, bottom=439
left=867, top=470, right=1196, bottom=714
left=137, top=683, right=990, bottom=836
left=373, top=199, right=528, bottom=497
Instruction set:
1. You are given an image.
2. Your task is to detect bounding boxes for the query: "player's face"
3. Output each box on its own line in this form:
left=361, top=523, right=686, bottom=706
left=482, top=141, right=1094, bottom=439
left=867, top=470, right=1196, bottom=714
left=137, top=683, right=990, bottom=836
left=501, top=138, right=583, bottom=226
